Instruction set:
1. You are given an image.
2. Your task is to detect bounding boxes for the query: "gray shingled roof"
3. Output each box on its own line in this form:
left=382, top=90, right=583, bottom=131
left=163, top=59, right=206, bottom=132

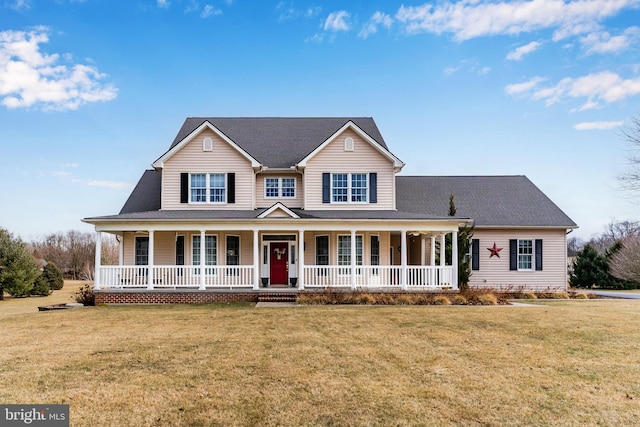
left=102, top=171, right=575, bottom=228
left=396, top=176, right=576, bottom=228
left=164, top=117, right=387, bottom=168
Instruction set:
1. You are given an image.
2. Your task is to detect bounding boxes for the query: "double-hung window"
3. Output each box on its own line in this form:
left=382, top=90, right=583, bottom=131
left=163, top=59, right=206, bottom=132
left=265, top=177, right=296, bottom=198
left=518, top=239, right=533, bottom=271
left=192, top=235, right=217, bottom=274
left=190, top=173, right=226, bottom=203
left=332, top=173, right=367, bottom=203
left=337, top=235, right=363, bottom=274
left=316, top=235, right=329, bottom=276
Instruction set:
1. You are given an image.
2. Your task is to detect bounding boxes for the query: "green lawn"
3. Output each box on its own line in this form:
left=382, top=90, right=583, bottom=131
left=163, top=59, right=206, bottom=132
left=1, top=284, right=640, bottom=426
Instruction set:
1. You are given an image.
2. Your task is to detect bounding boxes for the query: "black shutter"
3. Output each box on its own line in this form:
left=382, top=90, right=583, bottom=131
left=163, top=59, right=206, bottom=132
left=180, top=173, right=188, bottom=204
left=535, top=239, right=543, bottom=271
left=369, top=173, right=377, bottom=203
left=471, top=239, right=480, bottom=271
left=322, top=173, right=330, bottom=203
left=227, top=173, right=235, bottom=204
left=509, top=239, right=517, bottom=271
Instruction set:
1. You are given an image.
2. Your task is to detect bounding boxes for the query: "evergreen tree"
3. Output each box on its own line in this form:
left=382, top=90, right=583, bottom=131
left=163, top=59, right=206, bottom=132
left=569, top=244, right=613, bottom=289
left=447, top=194, right=474, bottom=290
left=30, top=275, right=51, bottom=296
left=42, top=261, right=64, bottom=290
left=0, top=228, right=40, bottom=297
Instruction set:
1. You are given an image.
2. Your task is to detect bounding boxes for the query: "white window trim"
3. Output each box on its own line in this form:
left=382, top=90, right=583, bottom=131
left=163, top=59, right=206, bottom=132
left=202, top=137, right=213, bottom=152
left=344, top=137, right=354, bottom=151
left=517, top=239, right=534, bottom=271
left=264, top=177, right=296, bottom=199
left=191, top=234, right=218, bottom=275
left=189, top=173, right=227, bottom=204
left=337, top=234, right=363, bottom=275
left=331, top=173, right=368, bottom=204
left=226, top=234, right=241, bottom=266
left=315, top=234, right=330, bottom=266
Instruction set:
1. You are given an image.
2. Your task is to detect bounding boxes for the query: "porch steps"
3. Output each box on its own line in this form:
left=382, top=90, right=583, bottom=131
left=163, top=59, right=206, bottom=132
left=257, top=293, right=298, bottom=303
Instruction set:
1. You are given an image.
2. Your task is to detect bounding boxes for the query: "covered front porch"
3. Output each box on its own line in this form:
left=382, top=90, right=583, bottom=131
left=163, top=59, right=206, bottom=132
left=93, top=221, right=463, bottom=292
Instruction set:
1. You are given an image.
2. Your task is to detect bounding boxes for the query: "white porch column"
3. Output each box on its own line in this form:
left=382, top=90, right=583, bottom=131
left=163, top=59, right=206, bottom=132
left=440, top=234, right=446, bottom=267
left=452, top=230, right=459, bottom=290
left=93, top=231, right=102, bottom=290
left=298, top=229, right=305, bottom=290
left=350, top=229, right=357, bottom=290
left=253, top=229, right=260, bottom=290
left=401, top=230, right=408, bottom=290
left=147, top=230, right=155, bottom=290
left=199, top=230, right=206, bottom=290
left=118, top=235, right=123, bottom=266
left=430, top=236, right=436, bottom=267
left=421, top=235, right=426, bottom=266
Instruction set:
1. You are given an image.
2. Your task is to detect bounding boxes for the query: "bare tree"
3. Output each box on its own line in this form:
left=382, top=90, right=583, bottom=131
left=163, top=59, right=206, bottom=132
left=609, top=235, right=640, bottom=284
left=620, top=116, right=640, bottom=197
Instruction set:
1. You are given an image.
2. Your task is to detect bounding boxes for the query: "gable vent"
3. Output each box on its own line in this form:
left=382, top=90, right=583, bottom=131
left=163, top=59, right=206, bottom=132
left=203, top=137, right=213, bottom=152
left=344, top=137, right=354, bottom=151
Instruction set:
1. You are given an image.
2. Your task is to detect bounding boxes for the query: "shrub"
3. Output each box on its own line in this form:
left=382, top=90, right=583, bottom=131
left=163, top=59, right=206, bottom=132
left=354, top=293, right=376, bottom=305
left=396, top=294, right=415, bottom=305
left=571, top=292, right=589, bottom=299
left=477, top=293, right=498, bottom=305
left=452, top=294, right=467, bottom=305
left=74, top=284, right=95, bottom=306
left=555, top=292, right=570, bottom=299
left=376, top=293, right=396, bottom=305
left=42, top=262, right=64, bottom=290
left=522, top=292, right=537, bottom=300
left=30, top=275, right=51, bottom=296
left=433, top=295, right=451, bottom=305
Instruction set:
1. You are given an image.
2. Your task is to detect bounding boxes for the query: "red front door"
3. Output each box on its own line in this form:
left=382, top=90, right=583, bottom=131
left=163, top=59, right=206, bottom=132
left=270, top=242, right=289, bottom=285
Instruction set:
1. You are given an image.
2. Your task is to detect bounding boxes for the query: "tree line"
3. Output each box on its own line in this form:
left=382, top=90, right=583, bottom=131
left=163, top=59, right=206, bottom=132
left=0, top=228, right=118, bottom=299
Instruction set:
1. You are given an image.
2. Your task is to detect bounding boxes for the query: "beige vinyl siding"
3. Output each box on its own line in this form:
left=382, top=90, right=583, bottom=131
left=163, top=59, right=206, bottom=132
left=303, top=231, right=390, bottom=266
left=304, top=129, right=396, bottom=210
left=161, top=129, right=254, bottom=210
left=255, top=173, right=303, bottom=208
left=469, top=228, right=568, bottom=291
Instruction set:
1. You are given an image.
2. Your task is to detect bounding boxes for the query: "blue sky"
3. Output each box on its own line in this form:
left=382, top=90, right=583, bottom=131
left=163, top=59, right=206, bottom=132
left=1, top=0, right=639, bottom=241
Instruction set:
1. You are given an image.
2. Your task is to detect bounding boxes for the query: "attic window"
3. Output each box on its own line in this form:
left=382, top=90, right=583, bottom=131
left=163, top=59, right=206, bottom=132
left=203, top=137, right=213, bottom=152
left=344, top=137, right=354, bottom=152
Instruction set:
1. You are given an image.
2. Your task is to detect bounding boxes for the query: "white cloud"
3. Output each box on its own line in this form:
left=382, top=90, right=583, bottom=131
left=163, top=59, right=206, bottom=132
left=324, top=10, right=351, bottom=32
left=0, top=28, right=117, bottom=111
left=276, top=2, right=320, bottom=21
left=156, top=0, right=169, bottom=8
left=201, top=5, right=222, bottom=18
left=504, top=76, right=546, bottom=95
left=72, top=178, right=132, bottom=190
left=507, top=41, right=542, bottom=61
left=395, top=0, right=638, bottom=44
left=359, top=11, right=393, bottom=39
left=8, top=0, right=31, bottom=10
left=443, top=66, right=460, bottom=76
left=506, top=71, right=640, bottom=110
left=580, top=27, right=640, bottom=54
left=574, top=120, right=624, bottom=130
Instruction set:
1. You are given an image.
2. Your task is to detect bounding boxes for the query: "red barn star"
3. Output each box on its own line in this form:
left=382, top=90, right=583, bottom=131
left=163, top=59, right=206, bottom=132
left=487, top=242, right=502, bottom=258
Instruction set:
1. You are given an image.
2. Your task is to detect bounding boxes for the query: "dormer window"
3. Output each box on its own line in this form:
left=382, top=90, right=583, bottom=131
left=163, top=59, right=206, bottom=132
left=344, top=137, right=354, bottom=151
left=265, top=177, right=296, bottom=198
left=203, top=137, right=213, bottom=152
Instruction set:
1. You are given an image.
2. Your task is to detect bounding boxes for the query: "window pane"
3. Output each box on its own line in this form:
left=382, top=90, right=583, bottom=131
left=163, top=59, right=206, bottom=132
left=316, top=236, right=329, bottom=265
left=226, top=235, right=240, bottom=266
left=192, top=235, right=200, bottom=266
left=351, top=174, right=367, bottom=202
left=332, top=174, right=348, bottom=202
left=205, top=235, right=217, bottom=265
left=209, top=174, right=226, bottom=202
left=370, top=235, right=380, bottom=266
left=191, top=174, right=207, bottom=202
left=265, top=178, right=279, bottom=198
left=135, top=237, right=149, bottom=266
left=518, top=240, right=533, bottom=270
left=282, top=178, right=295, bottom=197
left=338, top=235, right=351, bottom=266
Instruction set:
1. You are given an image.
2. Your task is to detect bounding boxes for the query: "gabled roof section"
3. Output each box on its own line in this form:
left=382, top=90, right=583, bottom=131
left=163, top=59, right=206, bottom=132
left=297, top=120, right=404, bottom=169
left=119, top=170, right=161, bottom=214
left=166, top=117, right=391, bottom=168
left=396, top=175, right=577, bottom=228
left=257, top=202, right=300, bottom=219
left=152, top=120, right=261, bottom=169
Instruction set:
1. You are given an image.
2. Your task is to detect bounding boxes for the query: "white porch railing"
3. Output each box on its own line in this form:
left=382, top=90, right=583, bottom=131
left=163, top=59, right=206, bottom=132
left=98, top=265, right=254, bottom=289
left=97, top=265, right=454, bottom=290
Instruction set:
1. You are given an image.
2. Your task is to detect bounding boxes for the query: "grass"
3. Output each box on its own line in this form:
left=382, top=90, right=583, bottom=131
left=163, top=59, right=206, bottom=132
left=1, top=283, right=640, bottom=426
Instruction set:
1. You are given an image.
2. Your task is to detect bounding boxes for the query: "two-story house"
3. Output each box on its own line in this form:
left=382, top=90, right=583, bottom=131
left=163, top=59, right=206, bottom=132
left=83, top=117, right=577, bottom=304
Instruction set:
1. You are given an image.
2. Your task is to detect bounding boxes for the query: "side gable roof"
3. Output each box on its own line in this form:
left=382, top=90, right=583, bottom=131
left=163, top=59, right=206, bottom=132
left=119, top=170, right=161, bottom=214
left=165, top=117, right=390, bottom=168
left=396, top=175, right=577, bottom=228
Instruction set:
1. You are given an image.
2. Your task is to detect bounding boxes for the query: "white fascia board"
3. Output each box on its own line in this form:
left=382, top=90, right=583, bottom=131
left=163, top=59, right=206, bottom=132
left=257, top=202, right=300, bottom=219
left=151, top=120, right=261, bottom=169
left=297, top=121, right=405, bottom=169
